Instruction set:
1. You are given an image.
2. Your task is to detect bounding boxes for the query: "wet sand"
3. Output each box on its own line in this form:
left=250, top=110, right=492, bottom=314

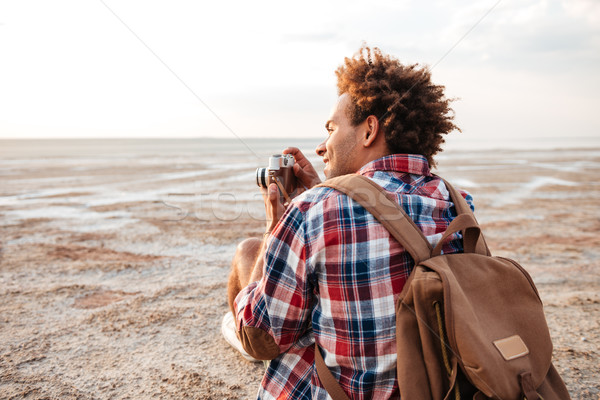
left=1, top=141, right=599, bottom=399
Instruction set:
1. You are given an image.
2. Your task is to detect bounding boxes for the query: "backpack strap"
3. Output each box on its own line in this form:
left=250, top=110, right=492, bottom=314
left=315, top=346, right=351, bottom=400
left=431, top=213, right=482, bottom=256
left=439, top=178, right=491, bottom=256
left=319, top=174, right=432, bottom=265
left=439, top=177, right=473, bottom=216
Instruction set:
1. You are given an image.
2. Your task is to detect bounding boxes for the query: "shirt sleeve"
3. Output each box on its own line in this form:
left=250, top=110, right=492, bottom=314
left=460, top=189, right=475, bottom=213
left=234, top=204, right=314, bottom=357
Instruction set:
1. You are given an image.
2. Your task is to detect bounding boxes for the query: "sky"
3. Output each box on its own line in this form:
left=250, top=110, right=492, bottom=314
left=0, top=0, right=599, bottom=143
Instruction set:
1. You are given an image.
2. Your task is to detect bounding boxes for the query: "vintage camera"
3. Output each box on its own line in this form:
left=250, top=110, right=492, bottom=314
left=256, top=154, right=298, bottom=203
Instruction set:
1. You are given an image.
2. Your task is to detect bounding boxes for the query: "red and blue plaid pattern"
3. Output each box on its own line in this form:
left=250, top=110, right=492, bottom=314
left=235, top=154, right=473, bottom=399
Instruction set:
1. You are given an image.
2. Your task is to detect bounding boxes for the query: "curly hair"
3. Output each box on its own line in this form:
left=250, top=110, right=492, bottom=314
left=335, top=46, right=460, bottom=166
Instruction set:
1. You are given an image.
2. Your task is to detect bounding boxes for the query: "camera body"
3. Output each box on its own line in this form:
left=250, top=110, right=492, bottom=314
left=256, top=154, right=298, bottom=201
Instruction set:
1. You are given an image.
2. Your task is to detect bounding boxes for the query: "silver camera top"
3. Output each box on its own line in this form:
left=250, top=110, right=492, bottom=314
left=268, top=154, right=295, bottom=170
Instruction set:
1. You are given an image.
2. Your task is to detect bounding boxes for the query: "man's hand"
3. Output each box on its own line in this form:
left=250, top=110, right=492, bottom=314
left=283, top=147, right=322, bottom=192
left=263, top=183, right=285, bottom=233
left=262, top=147, right=320, bottom=239
left=245, top=184, right=283, bottom=284
left=251, top=148, right=318, bottom=283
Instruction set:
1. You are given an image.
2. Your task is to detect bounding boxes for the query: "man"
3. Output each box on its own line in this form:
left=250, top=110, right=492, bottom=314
left=227, top=46, right=473, bottom=399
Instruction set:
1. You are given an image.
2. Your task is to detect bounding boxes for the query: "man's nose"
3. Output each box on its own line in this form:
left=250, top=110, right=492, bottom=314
left=315, top=139, right=327, bottom=157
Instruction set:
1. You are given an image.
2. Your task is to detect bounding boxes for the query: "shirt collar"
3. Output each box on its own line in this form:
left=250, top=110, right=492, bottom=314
left=358, top=154, right=431, bottom=176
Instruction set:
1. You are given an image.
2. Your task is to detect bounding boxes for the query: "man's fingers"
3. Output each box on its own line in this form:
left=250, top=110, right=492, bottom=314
left=283, top=146, right=322, bottom=189
left=293, top=163, right=306, bottom=180
left=283, top=147, right=310, bottom=167
left=268, top=183, right=278, bottom=202
left=282, top=147, right=300, bottom=156
left=293, top=160, right=321, bottom=188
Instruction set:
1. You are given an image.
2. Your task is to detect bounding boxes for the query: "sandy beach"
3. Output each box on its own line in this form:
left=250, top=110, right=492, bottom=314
left=1, top=139, right=599, bottom=399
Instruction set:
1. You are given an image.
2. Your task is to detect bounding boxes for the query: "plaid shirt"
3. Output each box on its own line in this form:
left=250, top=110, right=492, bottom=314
left=235, top=154, right=474, bottom=399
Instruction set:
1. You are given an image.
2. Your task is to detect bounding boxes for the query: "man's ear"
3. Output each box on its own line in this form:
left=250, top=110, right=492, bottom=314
left=363, top=115, right=380, bottom=147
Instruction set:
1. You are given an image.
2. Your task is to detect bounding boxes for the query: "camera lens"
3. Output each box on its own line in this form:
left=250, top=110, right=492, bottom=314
left=256, top=168, right=268, bottom=188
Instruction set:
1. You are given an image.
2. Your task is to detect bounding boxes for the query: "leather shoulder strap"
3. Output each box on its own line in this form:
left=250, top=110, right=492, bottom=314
left=318, top=174, right=432, bottom=265
left=315, top=345, right=351, bottom=400
left=439, top=177, right=491, bottom=256
left=440, top=178, right=473, bottom=216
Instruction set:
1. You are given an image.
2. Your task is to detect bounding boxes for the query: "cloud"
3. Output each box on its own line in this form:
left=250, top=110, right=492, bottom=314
left=562, top=0, right=600, bottom=26
left=436, top=0, right=600, bottom=73
left=281, top=32, right=338, bottom=43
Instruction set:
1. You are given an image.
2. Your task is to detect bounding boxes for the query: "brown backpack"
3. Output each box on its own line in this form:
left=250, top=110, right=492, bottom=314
left=315, top=174, right=571, bottom=400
